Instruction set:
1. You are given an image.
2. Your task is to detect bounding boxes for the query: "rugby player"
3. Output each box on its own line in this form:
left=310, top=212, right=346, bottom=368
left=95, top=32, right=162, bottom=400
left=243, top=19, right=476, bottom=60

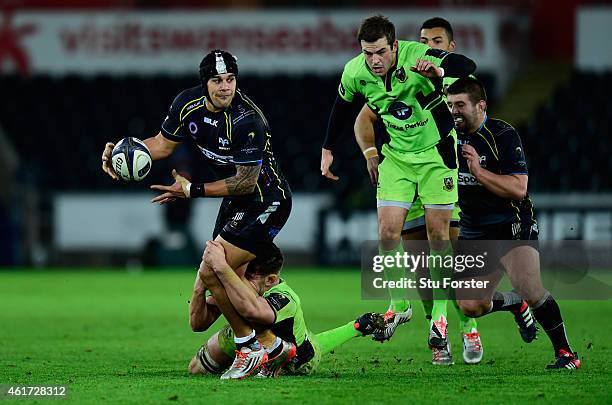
left=403, top=17, right=482, bottom=365
left=101, top=49, right=292, bottom=377
left=332, top=15, right=475, bottom=358
left=322, top=17, right=483, bottom=365
left=448, top=77, right=580, bottom=369
left=188, top=241, right=385, bottom=378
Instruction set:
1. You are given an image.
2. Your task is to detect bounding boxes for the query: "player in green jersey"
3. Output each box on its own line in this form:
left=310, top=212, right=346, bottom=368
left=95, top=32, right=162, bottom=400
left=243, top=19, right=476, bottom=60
left=401, top=17, right=482, bottom=365
left=322, top=15, right=476, bottom=360
left=188, top=241, right=385, bottom=379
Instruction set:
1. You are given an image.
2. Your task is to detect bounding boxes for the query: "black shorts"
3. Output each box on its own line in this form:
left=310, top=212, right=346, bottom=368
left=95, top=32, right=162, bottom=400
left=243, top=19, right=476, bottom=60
left=455, top=219, right=539, bottom=280
left=459, top=219, right=539, bottom=241
left=213, top=198, right=292, bottom=256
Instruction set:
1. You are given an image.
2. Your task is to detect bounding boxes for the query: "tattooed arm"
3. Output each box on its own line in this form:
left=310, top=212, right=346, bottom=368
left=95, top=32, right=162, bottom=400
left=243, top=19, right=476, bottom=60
left=150, top=116, right=265, bottom=202
left=204, top=164, right=262, bottom=197
left=150, top=165, right=261, bottom=203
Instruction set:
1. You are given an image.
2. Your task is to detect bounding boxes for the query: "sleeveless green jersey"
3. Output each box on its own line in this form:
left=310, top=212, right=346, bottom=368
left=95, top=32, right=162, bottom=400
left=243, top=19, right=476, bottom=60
left=339, top=40, right=455, bottom=153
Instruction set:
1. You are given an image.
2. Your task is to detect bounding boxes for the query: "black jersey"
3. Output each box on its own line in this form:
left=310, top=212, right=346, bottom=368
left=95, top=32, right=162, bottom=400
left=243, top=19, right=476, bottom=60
left=457, top=116, right=535, bottom=228
left=160, top=85, right=291, bottom=203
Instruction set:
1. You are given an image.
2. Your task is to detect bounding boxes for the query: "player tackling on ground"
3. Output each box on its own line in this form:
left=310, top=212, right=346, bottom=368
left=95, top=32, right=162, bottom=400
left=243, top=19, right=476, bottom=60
left=188, top=241, right=385, bottom=378
left=448, top=77, right=580, bottom=370
left=101, top=49, right=293, bottom=378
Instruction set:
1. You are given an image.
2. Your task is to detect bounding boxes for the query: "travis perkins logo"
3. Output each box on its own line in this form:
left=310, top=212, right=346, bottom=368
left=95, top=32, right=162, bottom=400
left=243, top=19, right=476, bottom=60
left=388, top=101, right=412, bottom=120
left=443, top=177, right=454, bottom=191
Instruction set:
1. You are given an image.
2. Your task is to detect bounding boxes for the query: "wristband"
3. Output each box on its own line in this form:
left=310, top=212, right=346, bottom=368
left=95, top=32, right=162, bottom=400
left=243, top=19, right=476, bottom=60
left=191, top=183, right=206, bottom=198
left=363, top=147, right=378, bottom=160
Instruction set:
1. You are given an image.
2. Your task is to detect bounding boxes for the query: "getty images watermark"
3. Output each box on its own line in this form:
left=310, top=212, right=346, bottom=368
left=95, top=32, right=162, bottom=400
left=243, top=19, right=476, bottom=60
left=371, top=249, right=488, bottom=290
left=360, top=240, right=612, bottom=300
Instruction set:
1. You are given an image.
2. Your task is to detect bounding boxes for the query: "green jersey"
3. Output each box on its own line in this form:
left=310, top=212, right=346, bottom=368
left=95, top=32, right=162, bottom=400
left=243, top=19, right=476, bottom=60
left=339, top=40, right=455, bottom=153
left=216, top=280, right=318, bottom=371
left=263, top=280, right=316, bottom=367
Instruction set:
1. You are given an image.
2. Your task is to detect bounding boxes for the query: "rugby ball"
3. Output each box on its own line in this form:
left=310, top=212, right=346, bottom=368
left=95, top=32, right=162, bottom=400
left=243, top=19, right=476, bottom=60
left=111, top=137, right=152, bottom=182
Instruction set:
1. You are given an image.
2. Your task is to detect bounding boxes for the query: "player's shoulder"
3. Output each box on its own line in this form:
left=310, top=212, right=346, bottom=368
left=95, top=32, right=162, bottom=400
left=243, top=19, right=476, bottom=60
left=398, top=40, right=446, bottom=61
left=231, top=90, right=264, bottom=126
left=486, top=117, right=519, bottom=138
left=172, top=85, right=205, bottom=120
left=398, top=39, right=425, bottom=55
left=343, top=54, right=368, bottom=78
left=265, top=281, right=299, bottom=305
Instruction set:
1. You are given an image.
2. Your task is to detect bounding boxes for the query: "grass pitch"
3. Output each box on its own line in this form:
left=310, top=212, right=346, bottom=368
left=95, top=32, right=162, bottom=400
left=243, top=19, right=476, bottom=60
left=1, top=269, right=610, bottom=404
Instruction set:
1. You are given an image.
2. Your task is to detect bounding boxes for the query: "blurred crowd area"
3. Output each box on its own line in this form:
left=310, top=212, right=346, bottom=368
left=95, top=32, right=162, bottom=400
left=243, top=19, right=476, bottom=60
left=4, top=70, right=612, bottom=199
left=0, top=0, right=610, bottom=267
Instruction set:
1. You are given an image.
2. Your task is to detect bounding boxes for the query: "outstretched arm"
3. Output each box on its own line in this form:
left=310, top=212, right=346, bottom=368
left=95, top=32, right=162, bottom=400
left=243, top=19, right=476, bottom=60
left=149, top=164, right=261, bottom=204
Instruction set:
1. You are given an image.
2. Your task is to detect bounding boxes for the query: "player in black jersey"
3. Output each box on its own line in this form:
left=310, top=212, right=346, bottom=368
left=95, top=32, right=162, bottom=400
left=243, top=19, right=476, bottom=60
left=101, top=49, right=292, bottom=377
left=447, top=77, right=580, bottom=370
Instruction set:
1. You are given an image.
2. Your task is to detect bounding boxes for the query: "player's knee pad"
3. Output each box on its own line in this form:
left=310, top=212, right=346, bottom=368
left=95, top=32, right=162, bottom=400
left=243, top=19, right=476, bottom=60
left=192, top=345, right=224, bottom=375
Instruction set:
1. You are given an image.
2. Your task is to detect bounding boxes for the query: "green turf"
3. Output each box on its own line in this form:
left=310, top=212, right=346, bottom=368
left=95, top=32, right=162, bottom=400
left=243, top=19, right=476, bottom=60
left=0, top=269, right=609, bottom=404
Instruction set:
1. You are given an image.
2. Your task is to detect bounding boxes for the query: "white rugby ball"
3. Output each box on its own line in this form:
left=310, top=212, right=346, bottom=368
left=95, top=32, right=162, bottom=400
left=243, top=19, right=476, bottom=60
left=111, top=137, right=152, bottom=181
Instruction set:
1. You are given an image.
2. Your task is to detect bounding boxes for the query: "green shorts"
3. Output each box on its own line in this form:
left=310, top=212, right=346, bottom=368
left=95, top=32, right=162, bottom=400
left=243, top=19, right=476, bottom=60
left=377, top=137, right=458, bottom=209
left=403, top=198, right=461, bottom=232
left=216, top=324, right=321, bottom=375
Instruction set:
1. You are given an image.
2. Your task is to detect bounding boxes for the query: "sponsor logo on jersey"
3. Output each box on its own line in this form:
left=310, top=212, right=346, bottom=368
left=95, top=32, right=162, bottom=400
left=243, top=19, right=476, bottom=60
left=196, top=144, right=233, bottom=165
left=443, top=177, right=454, bottom=191
left=386, top=118, right=429, bottom=131
left=479, top=155, right=487, bottom=167
left=248, top=131, right=255, bottom=140
left=204, top=117, right=218, bottom=127
left=218, top=137, right=230, bottom=150
left=265, top=293, right=290, bottom=311
left=339, top=82, right=346, bottom=96
left=189, top=122, right=198, bottom=134
left=388, top=101, right=413, bottom=120
left=395, top=67, right=407, bottom=82
left=458, top=172, right=481, bottom=186
left=185, top=102, right=200, bottom=113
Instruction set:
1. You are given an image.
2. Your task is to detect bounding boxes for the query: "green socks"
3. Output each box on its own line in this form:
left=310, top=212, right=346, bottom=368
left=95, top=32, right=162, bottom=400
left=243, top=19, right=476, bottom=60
left=316, top=321, right=362, bottom=354
left=429, top=242, right=453, bottom=323
left=381, top=242, right=410, bottom=313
